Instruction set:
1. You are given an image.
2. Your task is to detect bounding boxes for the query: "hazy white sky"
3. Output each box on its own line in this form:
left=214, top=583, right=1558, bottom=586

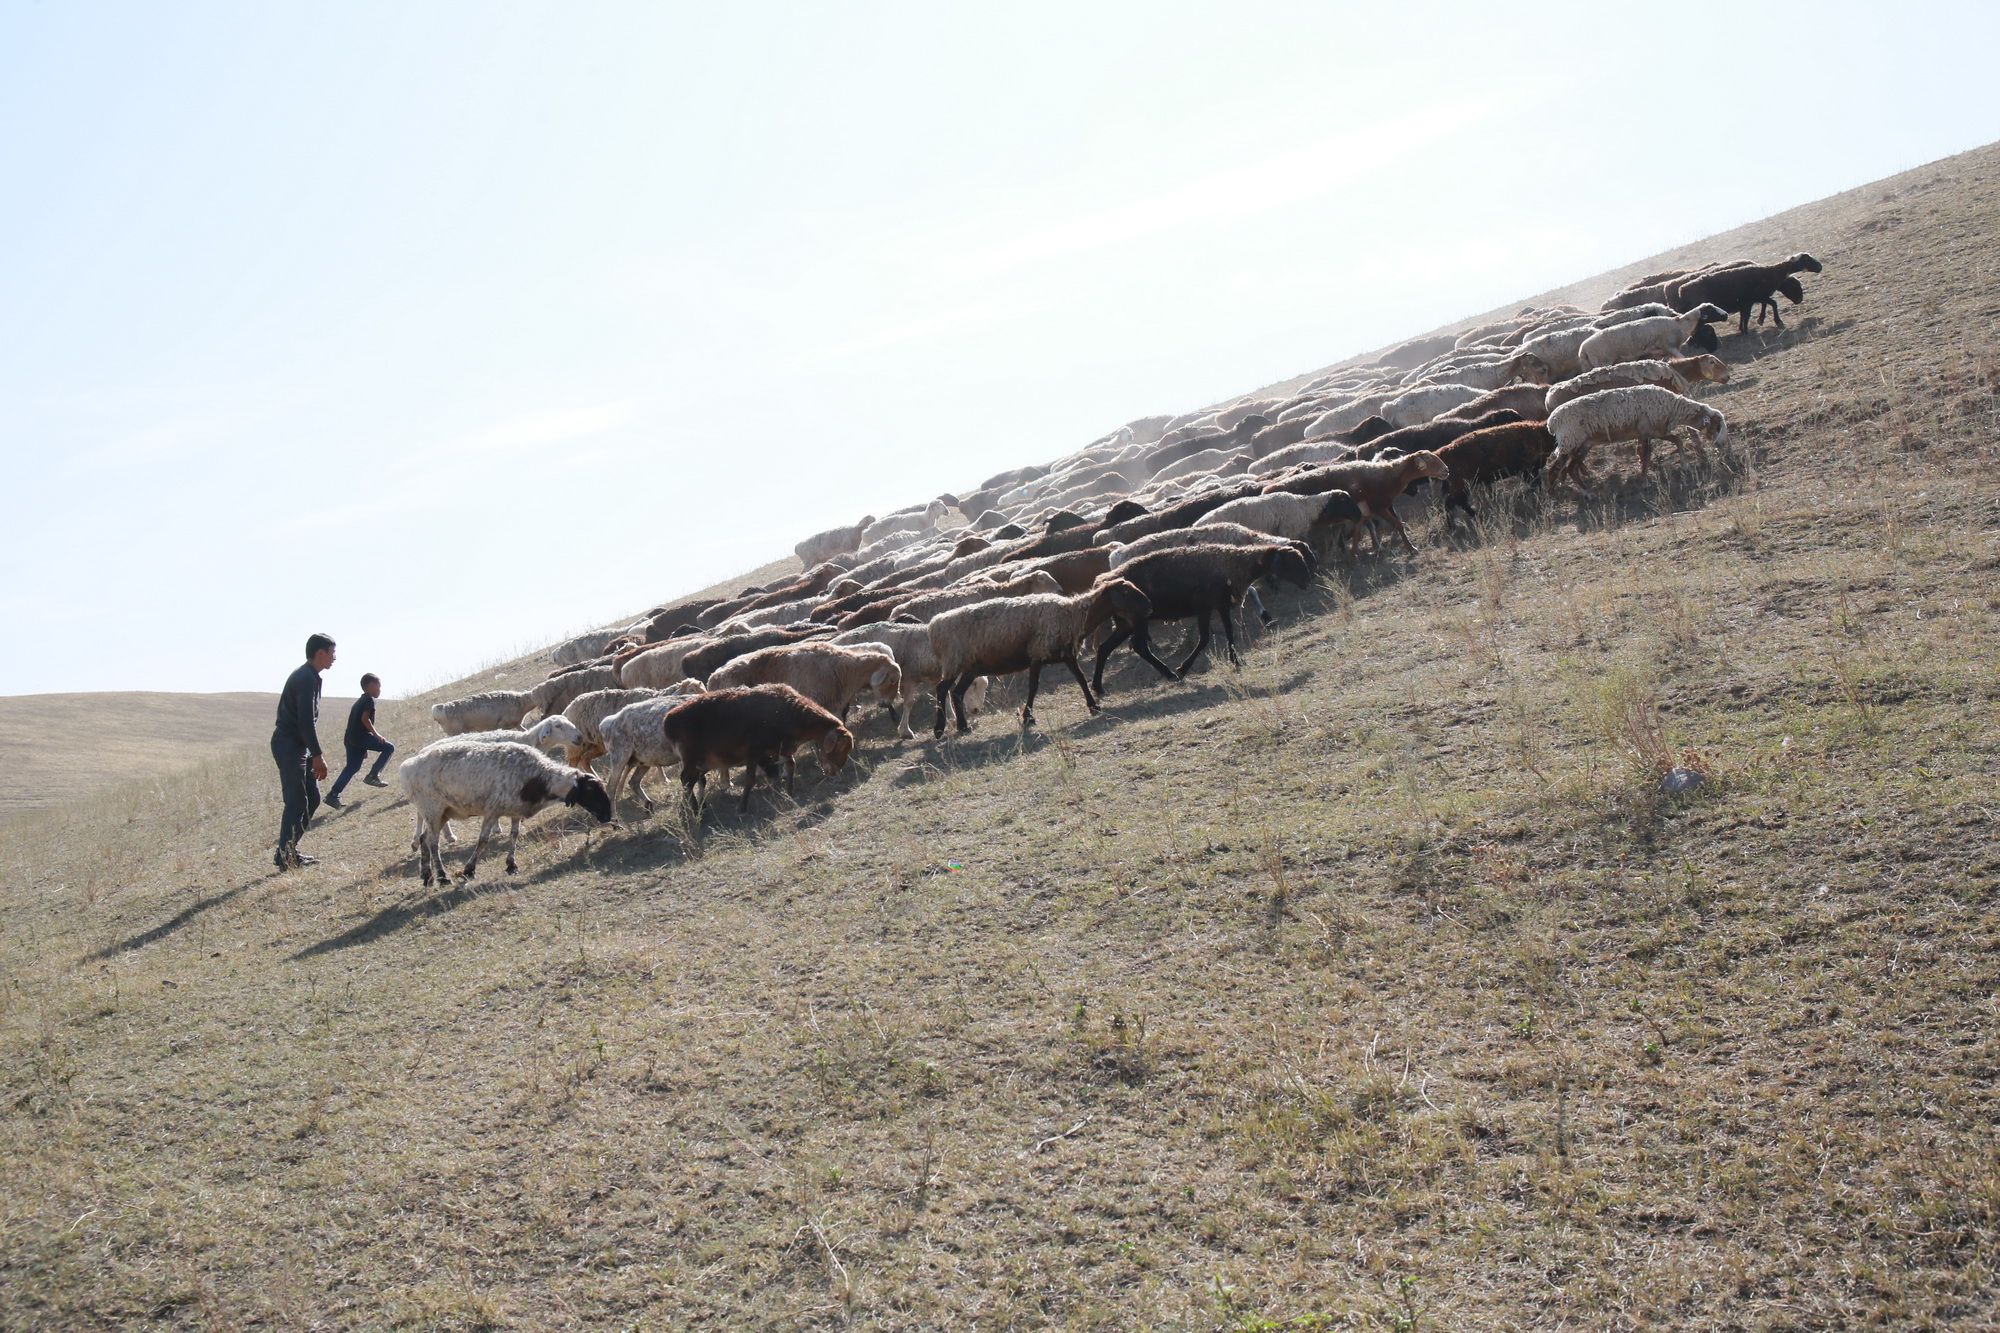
left=4, top=2, right=1997, bottom=696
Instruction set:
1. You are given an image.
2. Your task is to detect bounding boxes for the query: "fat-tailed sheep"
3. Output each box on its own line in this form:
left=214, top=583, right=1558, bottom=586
left=400, top=740, right=613, bottom=886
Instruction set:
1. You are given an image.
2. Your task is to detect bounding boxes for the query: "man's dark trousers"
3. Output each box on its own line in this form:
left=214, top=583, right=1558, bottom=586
left=273, top=738, right=322, bottom=864
left=328, top=735, right=395, bottom=799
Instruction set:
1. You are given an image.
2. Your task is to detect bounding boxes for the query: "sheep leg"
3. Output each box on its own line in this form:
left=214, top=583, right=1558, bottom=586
left=1218, top=603, right=1242, bottom=668
left=1126, top=620, right=1179, bottom=683
left=1091, top=621, right=1137, bottom=693
left=1444, top=487, right=1472, bottom=531
left=894, top=680, right=918, bottom=741
left=1061, top=653, right=1099, bottom=715
left=1385, top=507, right=1419, bottom=555
left=1738, top=306, right=1751, bottom=335
left=504, top=817, right=521, bottom=875
left=1175, top=612, right=1214, bottom=677
left=1022, top=663, right=1043, bottom=727
left=418, top=825, right=436, bottom=888
left=949, top=672, right=976, bottom=734
left=933, top=680, right=955, bottom=739
left=1638, top=438, right=1654, bottom=475
left=738, top=762, right=757, bottom=813
left=630, top=764, right=657, bottom=814
left=779, top=755, right=795, bottom=797
left=1243, top=584, right=1273, bottom=627
left=461, top=814, right=502, bottom=880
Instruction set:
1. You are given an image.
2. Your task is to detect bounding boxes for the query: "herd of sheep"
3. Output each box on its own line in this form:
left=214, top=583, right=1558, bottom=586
left=400, top=252, right=1823, bottom=885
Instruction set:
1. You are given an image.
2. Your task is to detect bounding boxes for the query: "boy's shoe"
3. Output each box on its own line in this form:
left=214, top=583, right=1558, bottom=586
left=362, top=776, right=389, bottom=788
left=293, top=853, right=319, bottom=866
left=324, top=792, right=344, bottom=809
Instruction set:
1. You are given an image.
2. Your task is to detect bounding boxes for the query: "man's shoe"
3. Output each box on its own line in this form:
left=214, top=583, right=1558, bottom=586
left=362, top=776, right=389, bottom=788
left=273, top=857, right=291, bottom=873
left=324, top=792, right=344, bottom=809
left=293, top=853, right=320, bottom=866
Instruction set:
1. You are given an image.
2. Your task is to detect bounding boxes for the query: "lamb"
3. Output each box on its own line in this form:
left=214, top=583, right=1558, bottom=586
left=400, top=740, right=613, bottom=886
left=1432, top=422, right=1568, bottom=530
left=431, top=690, right=538, bottom=735
left=705, top=641, right=903, bottom=722
left=662, top=685, right=855, bottom=814
left=926, top=580, right=1152, bottom=736
left=1577, top=304, right=1731, bottom=370
left=1543, top=356, right=1729, bottom=415
left=1257, top=452, right=1450, bottom=554
left=1669, top=256, right=1820, bottom=332
left=830, top=623, right=991, bottom=739
left=1090, top=542, right=1315, bottom=690
left=795, top=516, right=877, bottom=567
left=1195, top=489, right=1365, bottom=553
left=1545, top=385, right=1728, bottom=484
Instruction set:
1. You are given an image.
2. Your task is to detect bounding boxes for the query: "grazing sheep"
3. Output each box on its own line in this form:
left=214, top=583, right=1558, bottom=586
left=1577, top=304, right=1731, bottom=370
left=562, top=686, right=680, bottom=772
left=860, top=500, right=950, bottom=547
left=431, top=689, right=537, bottom=735
left=679, top=624, right=834, bottom=682
left=1247, top=438, right=1357, bottom=477
left=1433, top=422, right=1570, bottom=529
left=552, top=629, right=627, bottom=667
left=1108, top=521, right=1315, bottom=625
left=1546, top=385, right=1728, bottom=484
left=1196, top=489, right=1365, bottom=552
left=859, top=570, right=1062, bottom=631
left=596, top=694, right=702, bottom=816
left=1434, top=386, right=1549, bottom=425
left=1091, top=483, right=1264, bottom=547
left=796, top=516, right=876, bottom=567
left=662, top=685, right=854, bottom=814
left=403, top=714, right=590, bottom=847
left=615, top=636, right=715, bottom=689
left=1377, top=382, right=1494, bottom=429
left=830, top=622, right=991, bottom=739
left=1258, top=452, right=1449, bottom=555
left=401, top=740, right=613, bottom=886
left=1544, top=356, right=1729, bottom=415
left=1508, top=324, right=1599, bottom=380
left=1149, top=446, right=1251, bottom=486
left=528, top=665, right=620, bottom=722
left=1091, top=542, right=1314, bottom=689
left=706, top=641, right=903, bottom=722
left=927, top=580, right=1152, bottom=736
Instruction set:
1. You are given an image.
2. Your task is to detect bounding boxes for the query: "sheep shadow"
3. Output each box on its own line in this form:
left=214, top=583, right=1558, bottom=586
left=84, top=874, right=271, bottom=962
left=290, top=880, right=496, bottom=959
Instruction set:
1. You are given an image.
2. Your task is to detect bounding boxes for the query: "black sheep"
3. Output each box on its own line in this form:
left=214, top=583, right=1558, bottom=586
left=1091, top=541, right=1318, bottom=689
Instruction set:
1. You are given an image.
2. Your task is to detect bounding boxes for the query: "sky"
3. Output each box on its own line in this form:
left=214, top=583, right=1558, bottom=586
left=4, top=1, right=1998, bottom=696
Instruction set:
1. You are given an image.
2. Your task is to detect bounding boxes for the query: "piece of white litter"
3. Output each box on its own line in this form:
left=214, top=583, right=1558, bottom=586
left=1661, top=767, right=1705, bottom=793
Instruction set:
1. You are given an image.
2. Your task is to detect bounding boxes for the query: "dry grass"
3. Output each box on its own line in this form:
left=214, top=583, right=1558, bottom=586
left=2, top=145, right=1998, bottom=1329
left=0, top=693, right=279, bottom=816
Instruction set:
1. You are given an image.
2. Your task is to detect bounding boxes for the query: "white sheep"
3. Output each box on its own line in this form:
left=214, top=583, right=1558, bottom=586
left=1377, top=383, right=1486, bottom=429
left=400, top=740, right=614, bottom=886
left=1578, top=304, right=1730, bottom=370
left=830, top=623, right=991, bottom=739
left=597, top=694, right=695, bottom=816
left=860, top=499, right=950, bottom=547
left=561, top=685, right=680, bottom=772
left=431, top=689, right=538, bottom=735
left=796, top=516, right=875, bottom=567
left=528, top=665, right=621, bottom=721
left=926, top=580, right=1152, bottom=736
left=1148, top=447, right=1250, bottom=487
left=1508, top=324, right=1599, bottom=380
left=615, top=637, right=712, bottom=689
left=1195, top=490, right=1359, bottom=547
left=1543, top=356, right=1729, bottom=415
left=406, top=716, right=585, bottom=848
left=1546, top=385, right=1729, bottom=485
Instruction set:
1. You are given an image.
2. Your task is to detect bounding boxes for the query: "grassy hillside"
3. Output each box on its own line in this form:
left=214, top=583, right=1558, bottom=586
left=0, top=693, right=280, bottom=816
left=2, top=143, right=1996, bottom=1330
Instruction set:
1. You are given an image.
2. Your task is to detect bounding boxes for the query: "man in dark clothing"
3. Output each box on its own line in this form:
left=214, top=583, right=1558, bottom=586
left=272, top=633, right=335, bottom=870
left=325, top=672, right=394, bottom=807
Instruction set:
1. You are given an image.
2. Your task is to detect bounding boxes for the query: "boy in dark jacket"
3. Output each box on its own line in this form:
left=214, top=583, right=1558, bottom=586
left=272, top=633, right=334, bottom=870
left=325, top=673, right=394, bottom=807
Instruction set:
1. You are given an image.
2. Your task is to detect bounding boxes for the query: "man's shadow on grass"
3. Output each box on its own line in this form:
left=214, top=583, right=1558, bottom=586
left=84, top=872, right=274, bottom=962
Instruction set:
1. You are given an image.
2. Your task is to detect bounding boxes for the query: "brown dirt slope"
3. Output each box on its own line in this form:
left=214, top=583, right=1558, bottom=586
left=0, top=144, right=1996, bottom=1329
left=0, top=693, right=279, bottom=816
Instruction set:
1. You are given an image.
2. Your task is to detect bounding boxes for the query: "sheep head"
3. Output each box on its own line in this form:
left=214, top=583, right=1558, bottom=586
left=1270, top=546, right=1316, bottom=589
left=1509, top=353, right=1554, bottom=386
left=1789, top=252, right=1824, bottom=274
left=562, top=773, right=616, bottom=824
left=1404, top=451, right=1450, bottom=483
left=1088, top=578, right=1153, bottom=632
left=819, top=725, right=855, bottom=774
left=1778, top=275, right=1806, bottom=304
left=1688, top=324, right=1721, bottom=353
left=1315, top=489, right=1363, bottom=526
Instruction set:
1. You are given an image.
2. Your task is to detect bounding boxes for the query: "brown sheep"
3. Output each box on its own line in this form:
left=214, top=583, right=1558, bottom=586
left=661, top=685, right=854, bottom=814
